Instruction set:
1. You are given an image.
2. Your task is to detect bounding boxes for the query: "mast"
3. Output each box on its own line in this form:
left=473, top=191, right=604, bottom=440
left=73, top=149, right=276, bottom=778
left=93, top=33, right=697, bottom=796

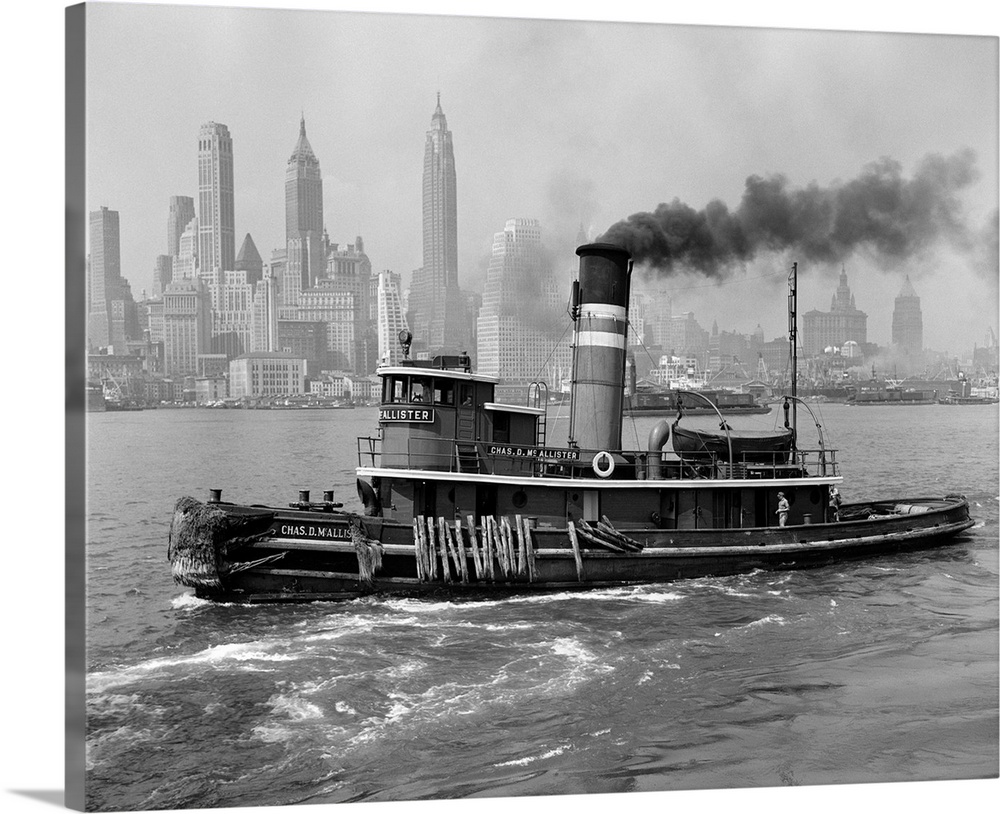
left=788, top=262, right=798, bottom=450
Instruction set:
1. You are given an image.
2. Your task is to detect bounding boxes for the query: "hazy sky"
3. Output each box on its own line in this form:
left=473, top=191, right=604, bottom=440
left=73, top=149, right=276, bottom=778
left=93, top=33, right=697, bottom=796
left=84, top=1, right=998, bottom=356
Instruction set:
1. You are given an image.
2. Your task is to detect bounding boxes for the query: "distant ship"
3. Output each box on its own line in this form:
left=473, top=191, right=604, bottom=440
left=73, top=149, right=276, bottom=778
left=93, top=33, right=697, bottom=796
left=627, top=387, right=770, bottom=416
left=848, top=379, right=938, bottom=406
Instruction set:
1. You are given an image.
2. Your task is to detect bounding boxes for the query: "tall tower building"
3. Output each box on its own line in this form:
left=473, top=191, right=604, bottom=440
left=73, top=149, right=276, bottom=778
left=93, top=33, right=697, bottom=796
left=376, top=269, right=409, bottom=367
left=153, top=255, right=174, bottom=298
left=298, top=285, right=356, bottom=371
left=802, top=266, right=868, bottom=356
left=332, top=237, right=374, bottom=372
left=197, top=122, right=235, bottom=280
left=174, top=218, right=199, bottom=280
left=88, top=206, right=122, bottom=349
left=892, top=276, right=923, bottom=360
left=412, top=94, right=465, bottom=355
left=163, top=278, right=212, bottom=377
left=167, top=195, right=196, bottom=257
left=251, top=272, right=280, bottom=353
left=208, top=270, right=255, bottom=359
left=284, top=116, right=326, bottom=304
left=476, top=218, right=570, bottom=391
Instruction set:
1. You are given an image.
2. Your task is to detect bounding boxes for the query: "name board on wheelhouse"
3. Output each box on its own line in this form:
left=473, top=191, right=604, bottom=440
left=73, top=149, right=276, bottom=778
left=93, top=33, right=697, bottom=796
left=379, top=407, right=435, bottom=423
left=486, top=443, right=581, bottom=461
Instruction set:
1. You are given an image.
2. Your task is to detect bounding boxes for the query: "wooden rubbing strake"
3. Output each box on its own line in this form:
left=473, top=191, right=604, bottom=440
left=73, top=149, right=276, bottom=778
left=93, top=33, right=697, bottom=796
left=492, top=516, right=506, bottom=579
left=514, top=514, right=528, bottom=576
left=492, top=517, right=508, bottom=579
left=566, top=520, right=585, bottom=582
left=466, top=514, right=483, bottom=579
left=599, top=515, right=645, bottom=551
left=483, top=517, right=496, bottom=581
left=412, top=518, right=425, bottom=581
left=453, top=519, right=470, bottom=584
left=577, top=518, right=644, bottom=553
left=433, top=516, right=452, bottom=583
left=500, top=517, right=515, bottom=578
left=425, top=516, right=439, bottom=581
left=521, top=516, right=537, bottom=583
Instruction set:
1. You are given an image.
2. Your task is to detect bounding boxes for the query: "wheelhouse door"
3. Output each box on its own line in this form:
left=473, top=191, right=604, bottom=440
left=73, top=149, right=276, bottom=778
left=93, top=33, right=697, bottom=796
left=456, top=382, right=475, bottom=440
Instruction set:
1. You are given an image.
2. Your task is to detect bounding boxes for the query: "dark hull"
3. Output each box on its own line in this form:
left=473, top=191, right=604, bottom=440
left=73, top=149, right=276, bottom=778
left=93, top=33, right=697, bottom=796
left=172, top=497, right=975, bottom=603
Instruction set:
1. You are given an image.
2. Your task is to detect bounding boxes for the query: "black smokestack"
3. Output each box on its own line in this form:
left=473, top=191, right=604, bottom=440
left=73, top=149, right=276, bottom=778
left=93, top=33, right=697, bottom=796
left=600, top=150, right=982, bottom=276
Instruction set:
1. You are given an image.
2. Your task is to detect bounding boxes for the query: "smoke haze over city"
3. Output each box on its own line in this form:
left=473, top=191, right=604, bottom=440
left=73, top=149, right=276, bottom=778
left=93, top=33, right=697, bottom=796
left=600, top=149, right=992, bottom=279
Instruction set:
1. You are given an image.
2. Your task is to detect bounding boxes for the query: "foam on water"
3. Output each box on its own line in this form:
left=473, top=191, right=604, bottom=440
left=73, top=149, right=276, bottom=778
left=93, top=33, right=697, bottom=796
left=374, top=584, right=691, bottom=614
left=88, top=640, right=302, bottom=693
left=743, top=614, right=787, bottom=629
left=267, top=692, right=326, bottom=721
left=251, top=723, right=295, bottom=744
left=493, top=743, right=572, bottom=767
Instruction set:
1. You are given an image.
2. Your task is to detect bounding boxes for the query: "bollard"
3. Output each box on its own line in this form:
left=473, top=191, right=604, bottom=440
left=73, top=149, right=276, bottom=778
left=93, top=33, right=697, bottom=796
left=208, top=489, right=222, bottom=503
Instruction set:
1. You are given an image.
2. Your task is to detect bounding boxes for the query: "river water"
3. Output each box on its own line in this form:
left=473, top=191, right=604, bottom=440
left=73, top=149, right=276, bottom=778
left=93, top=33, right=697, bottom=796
left=84, top=403, right=998, bottom=811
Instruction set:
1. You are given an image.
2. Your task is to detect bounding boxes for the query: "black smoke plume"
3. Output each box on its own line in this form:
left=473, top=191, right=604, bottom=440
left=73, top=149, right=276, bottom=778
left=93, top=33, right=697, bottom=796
left=599, top=150, right=982, bottom=276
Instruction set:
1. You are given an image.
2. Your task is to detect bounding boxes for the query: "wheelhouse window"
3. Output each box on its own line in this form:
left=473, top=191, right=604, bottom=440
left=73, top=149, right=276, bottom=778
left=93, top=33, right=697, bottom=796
left=433, top=380, right=455, bottom=405
left=410, top=377, right=431, bottom=402
left=384, top=376, right=408, bottom=403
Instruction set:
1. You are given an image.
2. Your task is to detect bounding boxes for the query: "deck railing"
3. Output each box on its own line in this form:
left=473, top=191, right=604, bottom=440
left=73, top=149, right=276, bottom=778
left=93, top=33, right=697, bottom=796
left=356, top=436, right=839, bottom=480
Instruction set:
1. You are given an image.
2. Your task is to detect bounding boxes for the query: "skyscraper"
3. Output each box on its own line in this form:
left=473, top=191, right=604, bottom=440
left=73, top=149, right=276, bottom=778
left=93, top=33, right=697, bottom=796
left=376, top=269, right=409, bottom=367
left=323, top=237, right=373, bottom=373
left=197, top=122, right=235, bottom=280
left=174, top=218, right=199, bottom=280
left=284, top=116, right=326, bottom=304
left=476, top=218, right=569, bottom=391
left=251, top=272, right=279, bottom=353
left=163, top=278, right=212, bottom=377
left=802, top=267, right=868, bottom=356
left=153, top=255, right=173, bottom=298
left=411, top=94, right=465, bottom=355
left=208, top=270, right=255, bottom=359
left=167, top=195, right=196, bottom=257
left=88, top=205, right=121, bottom=349
left=892, top=276, right=923, bottom=360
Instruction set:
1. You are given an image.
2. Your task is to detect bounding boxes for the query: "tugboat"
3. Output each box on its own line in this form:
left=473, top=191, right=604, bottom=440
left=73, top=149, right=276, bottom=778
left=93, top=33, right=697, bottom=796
left=168, top=244, right=975, bottom=602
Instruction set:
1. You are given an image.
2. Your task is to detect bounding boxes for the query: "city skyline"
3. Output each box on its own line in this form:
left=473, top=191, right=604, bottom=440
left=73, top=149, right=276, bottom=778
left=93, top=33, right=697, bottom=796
left=83, top=4, right=998, bottom=360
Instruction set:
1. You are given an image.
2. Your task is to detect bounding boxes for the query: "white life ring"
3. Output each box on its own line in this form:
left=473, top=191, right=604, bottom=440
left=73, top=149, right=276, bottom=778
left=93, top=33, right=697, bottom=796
left=592, top=450, right=615, bottom=478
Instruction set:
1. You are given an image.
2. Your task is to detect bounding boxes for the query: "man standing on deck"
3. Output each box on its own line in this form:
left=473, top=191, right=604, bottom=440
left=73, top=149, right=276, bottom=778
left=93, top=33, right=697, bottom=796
left=829, top=486, right=842, bottom=521
left=776, top=492, right=790, bottom=527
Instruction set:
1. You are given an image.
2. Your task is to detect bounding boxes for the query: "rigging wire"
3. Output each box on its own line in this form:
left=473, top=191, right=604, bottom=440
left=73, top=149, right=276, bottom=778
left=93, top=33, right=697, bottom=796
left=529, top=320, right=575, bottom=436
left=642, top=265, right=791, bottom=293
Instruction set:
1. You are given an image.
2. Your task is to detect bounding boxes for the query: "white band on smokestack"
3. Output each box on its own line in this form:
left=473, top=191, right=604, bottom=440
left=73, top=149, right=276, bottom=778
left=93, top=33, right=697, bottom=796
left=580, top=303, right=626, bottom=321
left=576, top=331, right=626, bottom=349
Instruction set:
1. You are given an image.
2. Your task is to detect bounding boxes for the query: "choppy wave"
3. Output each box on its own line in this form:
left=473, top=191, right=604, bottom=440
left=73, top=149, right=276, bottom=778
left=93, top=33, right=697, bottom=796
left=88, top=641, right=302, bottom=693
